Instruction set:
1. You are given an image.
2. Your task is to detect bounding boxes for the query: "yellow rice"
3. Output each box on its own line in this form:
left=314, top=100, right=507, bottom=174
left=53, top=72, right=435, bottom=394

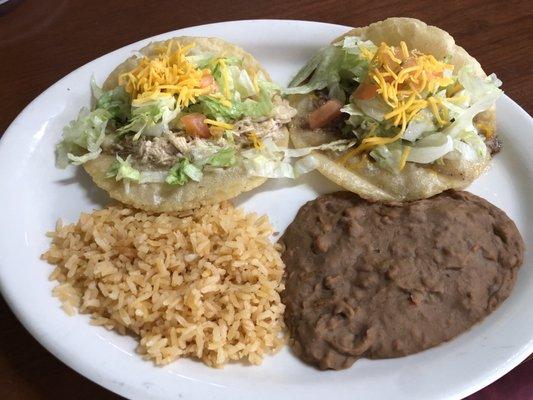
left=41, top=202, right=286, bottom=367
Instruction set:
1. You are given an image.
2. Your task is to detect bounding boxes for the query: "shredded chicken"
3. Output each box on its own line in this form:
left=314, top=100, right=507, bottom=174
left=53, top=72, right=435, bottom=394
left=168, top=134, right=190, bottom=153
left=271, top=95, right=297, bottom=124
left=234, top=117, right=283, bottom=139
left=101, top=96, right=297, bottom=169
left=137, top=135, right=180, bottom=168
left=233, top=96, right=297, bottom=139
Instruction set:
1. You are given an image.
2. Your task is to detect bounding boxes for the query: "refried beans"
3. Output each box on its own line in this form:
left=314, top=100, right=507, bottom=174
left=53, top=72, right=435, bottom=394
left=280, top=191, right=524, bottom=370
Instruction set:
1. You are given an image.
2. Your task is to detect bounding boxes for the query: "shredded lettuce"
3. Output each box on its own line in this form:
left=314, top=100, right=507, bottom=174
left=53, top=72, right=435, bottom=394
left=187, top=139, right=226, bottom=166
left=117, top=96, right=178, bottom=139
left=460, top=68, right=502, bottom=101
left=228, top=65, right=257, bottom=99
left=407, top=133, right=454, bottom=164
left=442, top=67, right=502, bottom=140
left=293, top=154, right=320, bottom=176
left=105, top=155, right=141, bottom=182
left=186, top=53, right=215, bottom=68
left=236, top=80, right=278, bottom=118
left=284, top=36, right=371, bottom=100
left=183, top=139, right=237, bottom=170
left=165, top=158, right=203, bottom=185
left=192, top=79, right=278, bottom=122
left=241, top=138, right=355, bottom=178
left=56, top=79, right=133, bottom=168
left=208, top=57, right=242, bottom=96
left=369, top=142, right=403, bottom=172
left=403, top=109, right=435, bottom=142
left=91, top=77, right=131, bottom=122
left=285, top=46, right=343, bottom=97
left=451, top=129, right=488, bottom=160
left=56, top=107, right=111, bottom=168
left=352, top=98, right=388, bottom=122
left=208, top=147, right=236, bottom=167
left=193, top=95, right=238, bottom=121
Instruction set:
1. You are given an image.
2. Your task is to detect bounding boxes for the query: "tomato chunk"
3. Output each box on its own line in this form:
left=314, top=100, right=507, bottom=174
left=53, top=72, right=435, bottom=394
left=200, top=74, right=214, bottom=88
left=353, top=82, right=378, bottom=100
left=308, top=99, right=343, bottom=130
left=181, top=113, right=210, bottom=138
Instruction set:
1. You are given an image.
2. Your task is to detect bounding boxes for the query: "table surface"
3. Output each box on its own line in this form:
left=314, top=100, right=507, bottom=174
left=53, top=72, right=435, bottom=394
left=1, top=0, right=532, bottom=399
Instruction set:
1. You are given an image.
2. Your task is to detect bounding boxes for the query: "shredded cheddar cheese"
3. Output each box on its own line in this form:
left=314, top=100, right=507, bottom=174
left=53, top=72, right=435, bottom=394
left=204, top=119, right=234, bottom=130
left=399, top=146, right=411, bottom=170
left=248, top=132, right=263, bottom=149
left=350, top=41, right=456, bottom=156
left=119, top=42, right=212, bottom=108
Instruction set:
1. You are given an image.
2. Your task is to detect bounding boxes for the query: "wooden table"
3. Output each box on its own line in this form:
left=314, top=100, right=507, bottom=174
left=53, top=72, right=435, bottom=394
left=0, top=1, right=531, bottom=399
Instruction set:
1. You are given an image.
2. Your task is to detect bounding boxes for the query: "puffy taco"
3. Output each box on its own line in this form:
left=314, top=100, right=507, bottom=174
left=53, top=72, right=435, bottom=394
left=286, top=17, right=503, bottom=202
left=56, top=37, right=298, bottom=211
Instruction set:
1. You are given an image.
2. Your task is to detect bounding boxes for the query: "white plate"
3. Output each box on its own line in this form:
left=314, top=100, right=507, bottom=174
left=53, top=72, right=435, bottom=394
left=0, top=19, right=532, bottom=400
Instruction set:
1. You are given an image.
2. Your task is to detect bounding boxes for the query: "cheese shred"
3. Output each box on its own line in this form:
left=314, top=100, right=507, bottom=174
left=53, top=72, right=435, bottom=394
left=203, top=119, right=234, bottom=130
left=348, top=40, right=456, bottom=158
left=119, top=42, right=211, bottom=108
left=399, top=146, right=411, bottom=170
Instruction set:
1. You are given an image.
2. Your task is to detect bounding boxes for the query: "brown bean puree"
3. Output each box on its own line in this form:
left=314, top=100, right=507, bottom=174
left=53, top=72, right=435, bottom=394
left=280, top=191, right=524, bottom=370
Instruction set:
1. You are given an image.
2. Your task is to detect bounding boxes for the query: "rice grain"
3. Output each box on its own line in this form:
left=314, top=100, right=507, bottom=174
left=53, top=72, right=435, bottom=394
left=42, top=202, right=285, bottom=367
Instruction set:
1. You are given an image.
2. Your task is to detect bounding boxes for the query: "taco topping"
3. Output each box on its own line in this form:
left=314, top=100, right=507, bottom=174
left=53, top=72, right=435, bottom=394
left=286, top=37, right=502, bottom=172
left=56, top=40, right=307, bottom=186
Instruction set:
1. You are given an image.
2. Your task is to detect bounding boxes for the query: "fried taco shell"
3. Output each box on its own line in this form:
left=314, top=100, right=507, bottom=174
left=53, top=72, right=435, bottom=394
left=84, top=37, right=288, bottom=212
left=290, top=17, right=495, bottom=202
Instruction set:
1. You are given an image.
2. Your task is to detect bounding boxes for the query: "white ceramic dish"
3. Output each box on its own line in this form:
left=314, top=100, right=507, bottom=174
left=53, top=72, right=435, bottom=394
left=0, top=19, right=531, bottom=400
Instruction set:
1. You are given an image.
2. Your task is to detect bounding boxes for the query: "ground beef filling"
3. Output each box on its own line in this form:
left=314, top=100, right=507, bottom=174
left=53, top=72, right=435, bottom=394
left=280, top=191, right=524, bottom=370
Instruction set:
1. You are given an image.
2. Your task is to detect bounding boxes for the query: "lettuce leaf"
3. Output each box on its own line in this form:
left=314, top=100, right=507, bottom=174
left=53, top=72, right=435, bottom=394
left=56, top=107, right=111, bottom=168
left=208, top=147, right=236, bottom=167
left=403, top=109, right=435, bottom=142
left=236, top=79, right=277, bottom=118
left=369, top=142, right=403, bottom=172
left=407, top=133, right=454, bottom=163
left=117, top=96, right=178, bottom=140
left=105, top=155, right=141, bottom=182
left=284, top=46, right=343, bottom=95
left=442, top=67, right=502, bottom=140
left=165, top=158, right=203, bottom=185
left=228, top=65, right=257, bottom=99
left=284, top=37, right=371, bottom=99
left=91, top=77, right=131, bottom=122
left=192, top=79, right=278, bottom=121
left=193, top=95, right=240, bottom=121
left=96, top=88, right=131, bottom=123
left=241, top=138, right=355, bottom=178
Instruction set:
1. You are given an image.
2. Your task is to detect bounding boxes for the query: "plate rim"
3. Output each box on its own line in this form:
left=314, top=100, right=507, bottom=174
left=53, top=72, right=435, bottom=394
left=0, top=18, right=532, bottom=400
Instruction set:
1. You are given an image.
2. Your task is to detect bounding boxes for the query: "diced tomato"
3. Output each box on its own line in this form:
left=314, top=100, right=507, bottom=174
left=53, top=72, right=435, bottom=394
left=200, top=74, right=214, bottom=88
left=181, top=113, right=210, bottom=138
left=308, top=99, right=343, bottom=130
left=353, top=82, right=378, bottom=100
